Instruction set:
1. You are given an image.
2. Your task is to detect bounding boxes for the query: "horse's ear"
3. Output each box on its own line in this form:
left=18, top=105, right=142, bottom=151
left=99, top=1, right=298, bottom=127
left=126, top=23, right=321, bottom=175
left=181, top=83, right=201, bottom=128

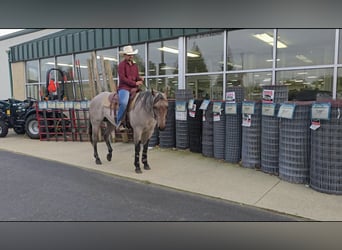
left=151, top=88, right=156, bottom=96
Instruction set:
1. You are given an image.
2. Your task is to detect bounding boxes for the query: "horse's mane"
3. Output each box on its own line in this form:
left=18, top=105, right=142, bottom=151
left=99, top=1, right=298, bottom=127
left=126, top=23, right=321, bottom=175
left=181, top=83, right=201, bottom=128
left=135, top=91, right=154, bottom=113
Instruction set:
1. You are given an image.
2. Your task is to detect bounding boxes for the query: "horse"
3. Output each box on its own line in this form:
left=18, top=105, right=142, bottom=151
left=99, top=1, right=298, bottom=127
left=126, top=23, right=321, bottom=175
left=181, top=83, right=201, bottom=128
left=88, top=89, right=168, bottom=173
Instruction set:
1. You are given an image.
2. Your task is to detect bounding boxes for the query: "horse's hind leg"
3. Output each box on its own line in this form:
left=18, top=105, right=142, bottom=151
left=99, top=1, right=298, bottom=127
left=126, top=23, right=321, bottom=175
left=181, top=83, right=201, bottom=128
left=134, top=142, right=142, bottom=173
left=91, top=121, right=102, bottom=165
left=104, top=121, right=114, bottom=161
left=142, top=139, right=151, bottom=170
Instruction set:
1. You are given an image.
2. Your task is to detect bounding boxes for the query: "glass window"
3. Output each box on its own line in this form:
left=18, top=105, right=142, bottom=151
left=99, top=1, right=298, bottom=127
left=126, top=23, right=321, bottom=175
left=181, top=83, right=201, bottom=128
left=75, top=52, right=92, bottom=100
left=186, top=31, right=224, bottom=73
left=56, top=55, right=73, bottom=81
left=335, top=68, right=342, bottom=99
left=148, top=77, right=178, bottom=99
left=148, top=39, right=178, bottom=76
left=277, top=68, right=333, bottom=101
left=25, top=60, right=40, bottom=99
left=26, top=60, right=39, bottom=83
left=186, top=74, right=223, bottom=100
left=227, top=29, right=274, bottom=70
left=119, top=44, right=146, bottom=77
left=40, top=57, right=55, bottom=84
left=227, top=71, right=272, bottom=101
left=96, top=48, right=119, bottom=78
left=339, top=29, right=342, bottom=64
left=277, top=29, right=335, bottom=67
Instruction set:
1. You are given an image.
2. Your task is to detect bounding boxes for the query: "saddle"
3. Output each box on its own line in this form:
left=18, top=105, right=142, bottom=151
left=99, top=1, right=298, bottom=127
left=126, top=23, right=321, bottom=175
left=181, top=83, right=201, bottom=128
left=104, top=87, right=141, bottom=125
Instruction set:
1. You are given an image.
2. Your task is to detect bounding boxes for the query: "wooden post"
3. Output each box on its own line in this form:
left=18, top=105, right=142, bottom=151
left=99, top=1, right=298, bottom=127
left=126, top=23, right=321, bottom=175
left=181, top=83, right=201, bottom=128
left=104, top=60, right=116, bottom=92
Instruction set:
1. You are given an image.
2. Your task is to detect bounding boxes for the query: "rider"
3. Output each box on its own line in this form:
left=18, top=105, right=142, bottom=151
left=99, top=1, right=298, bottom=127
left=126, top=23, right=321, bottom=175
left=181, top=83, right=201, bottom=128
left=116, top=45, right=144, bottom=131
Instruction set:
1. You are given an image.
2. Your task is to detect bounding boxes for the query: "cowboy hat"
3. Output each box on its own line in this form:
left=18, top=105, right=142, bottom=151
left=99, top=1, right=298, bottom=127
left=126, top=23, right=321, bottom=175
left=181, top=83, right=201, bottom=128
left=119, top=45, right=138, bottom=55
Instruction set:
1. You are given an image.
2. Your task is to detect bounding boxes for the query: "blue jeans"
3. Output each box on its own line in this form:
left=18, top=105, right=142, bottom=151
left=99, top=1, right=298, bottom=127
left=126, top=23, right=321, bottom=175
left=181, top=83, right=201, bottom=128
left=117, top=89, right=130, bottom=124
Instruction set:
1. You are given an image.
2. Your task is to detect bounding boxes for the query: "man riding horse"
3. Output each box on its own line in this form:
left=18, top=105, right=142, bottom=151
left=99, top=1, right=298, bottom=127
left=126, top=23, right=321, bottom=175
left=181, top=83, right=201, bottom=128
left=116, top=45, right=144, bottom=131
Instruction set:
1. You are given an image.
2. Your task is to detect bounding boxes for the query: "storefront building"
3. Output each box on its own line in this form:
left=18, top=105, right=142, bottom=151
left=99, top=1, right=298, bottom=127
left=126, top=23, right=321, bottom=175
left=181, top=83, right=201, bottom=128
left=8, top=28, right=342, bottom=101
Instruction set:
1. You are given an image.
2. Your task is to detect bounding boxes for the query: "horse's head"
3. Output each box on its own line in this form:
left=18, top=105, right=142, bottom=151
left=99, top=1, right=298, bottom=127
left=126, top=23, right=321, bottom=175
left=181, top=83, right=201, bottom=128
left=152, top=89, right=168, bottom=131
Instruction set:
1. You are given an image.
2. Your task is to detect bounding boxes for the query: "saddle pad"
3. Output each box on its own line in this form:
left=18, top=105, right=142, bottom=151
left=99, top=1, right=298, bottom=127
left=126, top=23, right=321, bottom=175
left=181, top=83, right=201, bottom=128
left=103, top=92, right=117, bottom=108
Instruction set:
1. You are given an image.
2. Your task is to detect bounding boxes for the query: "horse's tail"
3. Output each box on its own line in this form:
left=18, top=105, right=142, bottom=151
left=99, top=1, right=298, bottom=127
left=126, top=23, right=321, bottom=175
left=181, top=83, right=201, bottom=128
left=88, top=119, right=93, bottom=144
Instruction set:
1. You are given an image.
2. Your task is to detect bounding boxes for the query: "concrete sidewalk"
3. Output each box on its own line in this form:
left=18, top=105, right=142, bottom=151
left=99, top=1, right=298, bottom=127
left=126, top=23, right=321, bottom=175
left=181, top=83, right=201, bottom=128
left=1, top=131, right=342, bottom=221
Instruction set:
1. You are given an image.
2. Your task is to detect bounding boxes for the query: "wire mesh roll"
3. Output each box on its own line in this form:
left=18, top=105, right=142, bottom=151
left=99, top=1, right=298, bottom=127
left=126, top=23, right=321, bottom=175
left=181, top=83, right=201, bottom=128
left=213, top=101, right=225, bottom=159
left=261, top=85, right=288, bottom=103
left=241, top=101, right=262, bottom=168
left=226, top=86, right=245, bottom=103
left=279, top=101, right=312, bottom=184
left=175, top=89, right=193, bottom=149
left=261, top=104, right=280, bottom=175
left=188, top=99, right=203, bottom=153
left=202, top=101, right=214, bottom=157
left=159, top=100, right=176, bottom=148
left=225, top=102, right=242, bottom=163
left=310, top=100, right=342, bottom=194
left=148, top=126, right=159, bottom=147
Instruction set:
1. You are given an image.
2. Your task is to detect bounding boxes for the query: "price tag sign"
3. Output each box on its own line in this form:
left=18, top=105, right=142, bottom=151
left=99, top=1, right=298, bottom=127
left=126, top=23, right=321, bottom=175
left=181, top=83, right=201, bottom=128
left=242, top=102, right=255, bottom=114
left=225, top=102, right=237, bottom=115
left=278, top=103, right=296, bottom=119
left=311, top=103, right=331, bottom=120
left=262, top=103, right=276, bottom=116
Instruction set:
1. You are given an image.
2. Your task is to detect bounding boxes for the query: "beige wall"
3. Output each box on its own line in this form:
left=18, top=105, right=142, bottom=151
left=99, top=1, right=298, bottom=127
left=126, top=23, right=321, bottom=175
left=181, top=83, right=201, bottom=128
left=11, top=62, right=25, bottom=100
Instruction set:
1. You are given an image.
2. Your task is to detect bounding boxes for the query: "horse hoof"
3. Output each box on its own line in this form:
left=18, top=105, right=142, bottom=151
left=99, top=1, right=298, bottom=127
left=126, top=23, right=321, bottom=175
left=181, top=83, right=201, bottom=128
left=107, top=154, right=112, bottom=161
left=144, top=165, right=151, bottom=170
left=135, top=169, right=142, bottom=174
left=96, top=159, right=102, bottom=165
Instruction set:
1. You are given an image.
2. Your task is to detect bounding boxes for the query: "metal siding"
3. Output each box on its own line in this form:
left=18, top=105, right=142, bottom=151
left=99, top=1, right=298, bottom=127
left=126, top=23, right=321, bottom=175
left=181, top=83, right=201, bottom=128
left=149, top=29, right=161, bottom=40
left=103, top=29, right=112, bottom=48
left=95, top=29, right=104, bottom=48
left=80, top=31, right=88, bottom=51
left=38, top=40, right=43, bottom=58
left=61, top=35, right=67, bottom=54
left=111, top=29, right=120, bottom=46
left=160, top=29, right=172, bottom=39
left=119, top=29, right=129, bottom=44
left=129, top=29, right=139, bottom=44
left=88, top=29, right=96, bottom=50
left=55, top=37, right=61, bottom=55
left=74, top=33, right=81, bottom=52
left=67, top=34, right=74, bottom=53
left=138, top=28, right=149, bottom=42
left=9, top=28, right=220, bottom=62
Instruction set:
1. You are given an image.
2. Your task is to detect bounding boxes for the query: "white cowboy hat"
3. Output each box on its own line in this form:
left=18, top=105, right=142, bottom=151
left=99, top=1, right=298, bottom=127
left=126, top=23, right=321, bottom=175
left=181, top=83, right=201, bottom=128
left=119, top=45, right=138, bottom=55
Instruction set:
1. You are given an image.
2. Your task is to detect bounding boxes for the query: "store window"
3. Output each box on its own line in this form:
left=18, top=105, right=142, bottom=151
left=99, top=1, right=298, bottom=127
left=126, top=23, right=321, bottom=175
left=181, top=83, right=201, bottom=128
left=277, top=68, right=333, bottom=101
left=75, top=52, right=92, bottom=100
left=148, top=39, right=178, bottom=76
left=227, top=71, right=272, bottom=101
left=56, top=55, right=74, bottom=100
left=26, top=60, right=39, bottom=83
left=186, top=31, right=224, bottom=73
left=25, top=60, right=39, bottom=99
left=227, top=29, right=274, bottom=70
left=336, top=68, right=342, bottom=99
left=38, top=57, right=55, bottom=99
left=119, top=44, right=146, bottom=77
left=96, top=48, right=119, bottom=79
left=276, top=29, right=335, bottom=68
left=148, top=77, right=178, bottom=99
left=186, top=74, right=223, bottom=100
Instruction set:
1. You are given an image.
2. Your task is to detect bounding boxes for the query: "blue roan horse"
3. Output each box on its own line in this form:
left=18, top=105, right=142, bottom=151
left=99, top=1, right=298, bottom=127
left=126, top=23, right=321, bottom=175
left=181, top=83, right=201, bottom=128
left=88, top=89, right=168, bottom=173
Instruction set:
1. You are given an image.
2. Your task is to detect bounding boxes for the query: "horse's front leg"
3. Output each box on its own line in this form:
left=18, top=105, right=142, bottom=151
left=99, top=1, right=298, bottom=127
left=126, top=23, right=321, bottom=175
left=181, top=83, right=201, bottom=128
left=134, top=142, right=142, bottom=173
left=142, top=139, right=151, bottom=170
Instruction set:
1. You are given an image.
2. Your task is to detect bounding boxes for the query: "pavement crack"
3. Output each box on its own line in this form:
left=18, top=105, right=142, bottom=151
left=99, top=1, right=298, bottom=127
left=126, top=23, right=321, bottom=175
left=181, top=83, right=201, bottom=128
left=254, top=180, right=281, bottom=205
